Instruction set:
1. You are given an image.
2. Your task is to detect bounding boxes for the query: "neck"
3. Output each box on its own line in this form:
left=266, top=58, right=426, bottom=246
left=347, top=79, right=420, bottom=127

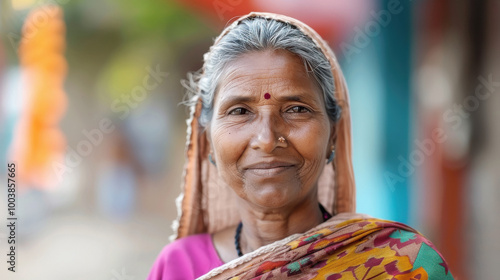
left=237, top=191, right=324, bottom=254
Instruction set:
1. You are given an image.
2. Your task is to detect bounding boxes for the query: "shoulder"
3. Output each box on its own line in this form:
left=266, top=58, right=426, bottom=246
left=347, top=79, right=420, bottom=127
left=329, top=216, right=454, bottom=279
left=362, top=219, right=455, bottom=279
left=146, top=234, right=224, bottom=280
left=163, top=233, right=216, bottom=256
left=398, top=230, right=454, bottom=279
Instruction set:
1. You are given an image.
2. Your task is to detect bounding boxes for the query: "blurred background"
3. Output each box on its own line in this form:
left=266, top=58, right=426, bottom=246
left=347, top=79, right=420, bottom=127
left=0, top=0, right=498, bottom=279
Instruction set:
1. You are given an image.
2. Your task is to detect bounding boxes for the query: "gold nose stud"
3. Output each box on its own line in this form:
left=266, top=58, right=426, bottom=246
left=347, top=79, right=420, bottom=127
left=278, top=136, right=286, bottom=143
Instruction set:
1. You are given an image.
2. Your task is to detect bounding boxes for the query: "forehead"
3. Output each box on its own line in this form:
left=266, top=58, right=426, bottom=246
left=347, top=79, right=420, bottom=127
left=215, top=49, right=322, bottom=104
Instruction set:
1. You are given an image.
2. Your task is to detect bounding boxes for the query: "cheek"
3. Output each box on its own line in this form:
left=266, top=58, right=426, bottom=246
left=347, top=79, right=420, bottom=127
left=210, top=123, right=248, bottom=181
left=290, top=120, right=330, bottom=179
left=292, top=121, right=330, bottom=159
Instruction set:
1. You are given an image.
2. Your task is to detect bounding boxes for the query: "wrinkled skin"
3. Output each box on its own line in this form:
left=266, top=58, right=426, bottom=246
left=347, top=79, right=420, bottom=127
left=208, top=49, right=335, bottom=262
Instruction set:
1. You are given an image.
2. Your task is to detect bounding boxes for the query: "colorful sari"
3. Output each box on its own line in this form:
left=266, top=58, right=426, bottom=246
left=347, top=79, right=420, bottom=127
left=199, top=214, right=453, bottom=279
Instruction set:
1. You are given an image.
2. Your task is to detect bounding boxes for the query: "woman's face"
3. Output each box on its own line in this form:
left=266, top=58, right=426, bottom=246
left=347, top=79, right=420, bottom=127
left=208, top=49, right=334, bottom=210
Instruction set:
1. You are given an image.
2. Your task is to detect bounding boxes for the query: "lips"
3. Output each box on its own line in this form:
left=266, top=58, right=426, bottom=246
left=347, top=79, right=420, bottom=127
left=244, top=161, right=296, bottom=177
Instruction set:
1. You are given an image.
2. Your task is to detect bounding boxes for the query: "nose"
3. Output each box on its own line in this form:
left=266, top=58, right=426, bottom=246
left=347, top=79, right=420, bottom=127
left=250, top=113, right=286, bottom=153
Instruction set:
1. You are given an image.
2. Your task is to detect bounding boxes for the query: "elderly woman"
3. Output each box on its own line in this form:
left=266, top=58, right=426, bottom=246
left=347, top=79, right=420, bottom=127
left=147, top=12, right=453, bottom=280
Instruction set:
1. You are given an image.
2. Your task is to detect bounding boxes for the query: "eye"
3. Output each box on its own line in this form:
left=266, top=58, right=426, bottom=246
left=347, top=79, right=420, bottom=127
left=286, top=106, right=310, bottom=113
left=229, top=107, right=249, bottom=115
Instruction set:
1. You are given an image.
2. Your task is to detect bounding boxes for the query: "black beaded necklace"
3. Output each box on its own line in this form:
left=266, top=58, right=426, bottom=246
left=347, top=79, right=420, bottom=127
left=234, top=204, right=332, bottom=257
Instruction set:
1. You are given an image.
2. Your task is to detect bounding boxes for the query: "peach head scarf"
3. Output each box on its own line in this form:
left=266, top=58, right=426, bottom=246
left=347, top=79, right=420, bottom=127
left=173, top=12, right=356, bottom=240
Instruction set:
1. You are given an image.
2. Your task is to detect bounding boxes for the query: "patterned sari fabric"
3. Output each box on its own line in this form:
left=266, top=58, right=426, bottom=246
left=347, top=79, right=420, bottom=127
left=199, top=217, right=453, bottom=279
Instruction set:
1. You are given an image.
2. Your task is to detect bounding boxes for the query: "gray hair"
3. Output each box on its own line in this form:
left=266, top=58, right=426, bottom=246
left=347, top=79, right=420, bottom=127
left=184, top=16, right=341, bottom=127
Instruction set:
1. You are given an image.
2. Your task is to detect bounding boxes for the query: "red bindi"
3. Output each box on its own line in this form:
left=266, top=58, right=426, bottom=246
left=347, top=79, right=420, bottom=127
left=264, top=93, right=271, bottom=99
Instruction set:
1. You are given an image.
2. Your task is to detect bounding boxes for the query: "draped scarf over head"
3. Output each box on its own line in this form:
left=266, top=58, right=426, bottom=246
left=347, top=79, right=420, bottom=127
left=173, top=12, right=356, bottom=240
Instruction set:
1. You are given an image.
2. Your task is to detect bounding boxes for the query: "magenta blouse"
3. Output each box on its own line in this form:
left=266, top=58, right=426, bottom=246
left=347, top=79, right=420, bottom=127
left=147, top=233, right=224, bottom=280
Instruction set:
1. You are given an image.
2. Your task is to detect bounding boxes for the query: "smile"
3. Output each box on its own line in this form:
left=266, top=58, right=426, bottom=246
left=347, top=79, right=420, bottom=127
left=244, top=162, right=295, bottom=177
left=246, top=166, right=294, bottom=177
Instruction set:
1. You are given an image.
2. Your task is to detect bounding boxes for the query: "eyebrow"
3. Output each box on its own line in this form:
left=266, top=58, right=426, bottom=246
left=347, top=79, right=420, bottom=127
left=219, top=95, right=256, bottom=105
left=277, top=95, right=302, bottom=102
left=220, top=94, right=305, bottom=104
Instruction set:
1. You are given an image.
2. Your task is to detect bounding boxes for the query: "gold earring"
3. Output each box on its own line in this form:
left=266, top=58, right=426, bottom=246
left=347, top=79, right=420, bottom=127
left=278, top=136, right=286, bottom=143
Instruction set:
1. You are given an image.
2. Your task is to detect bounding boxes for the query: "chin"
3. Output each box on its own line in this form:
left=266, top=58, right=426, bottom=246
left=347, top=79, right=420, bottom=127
left=245, top=184, right=299, bottom=209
